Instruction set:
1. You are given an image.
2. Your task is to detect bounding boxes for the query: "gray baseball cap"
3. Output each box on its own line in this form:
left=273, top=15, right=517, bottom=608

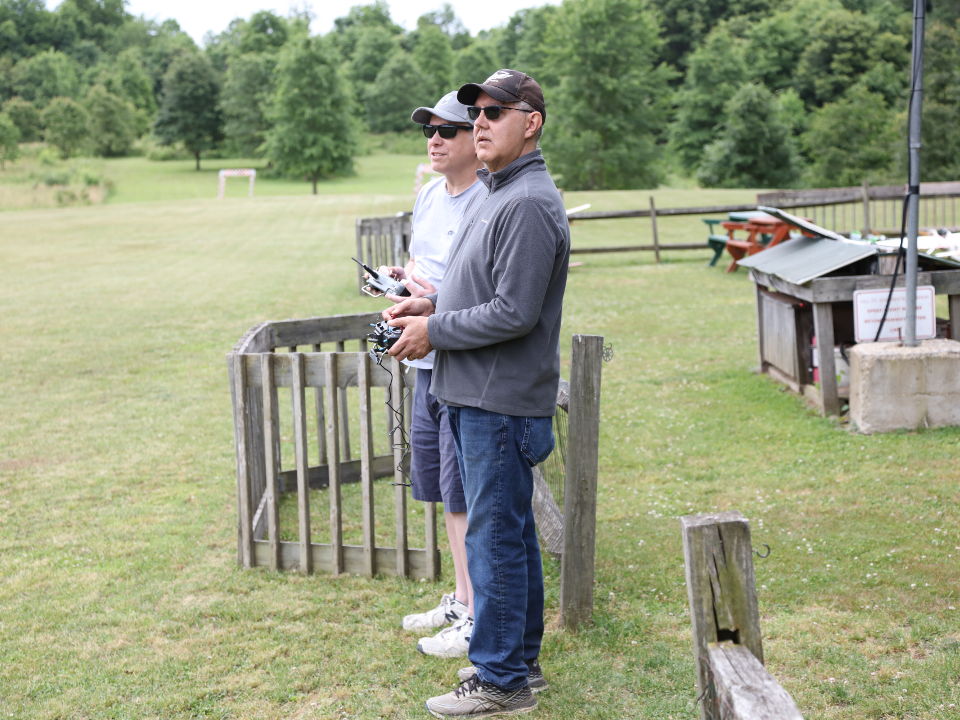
left=411, top=91, right=474, bottom=126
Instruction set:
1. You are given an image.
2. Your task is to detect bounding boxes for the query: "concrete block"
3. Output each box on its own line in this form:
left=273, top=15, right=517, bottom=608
left=849, top=338, right=960, bottom=434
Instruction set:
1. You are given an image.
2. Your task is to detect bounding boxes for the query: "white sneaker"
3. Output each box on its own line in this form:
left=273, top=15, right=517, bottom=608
left=402, top=593, right=468, bottom=632
left=418, top=616, right=473, bottom=658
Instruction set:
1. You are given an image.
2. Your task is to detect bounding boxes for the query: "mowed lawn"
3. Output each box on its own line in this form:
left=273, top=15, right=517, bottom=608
left=1, top=155, right=959, bottom=719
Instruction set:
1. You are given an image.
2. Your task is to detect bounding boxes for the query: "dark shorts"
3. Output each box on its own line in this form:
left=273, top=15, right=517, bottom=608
left=410, top=368, right=466, bottom=513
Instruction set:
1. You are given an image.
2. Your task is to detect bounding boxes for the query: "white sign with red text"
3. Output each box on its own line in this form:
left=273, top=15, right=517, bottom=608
left=853, top=285, right=936, bottom=342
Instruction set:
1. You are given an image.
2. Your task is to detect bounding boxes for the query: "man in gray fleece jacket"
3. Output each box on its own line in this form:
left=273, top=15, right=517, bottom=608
left=384, top=69, right=570, bottom=718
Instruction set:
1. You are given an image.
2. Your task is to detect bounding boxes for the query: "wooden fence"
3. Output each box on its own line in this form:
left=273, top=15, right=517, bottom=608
left=355, top=214, right=412, bottom=293
left=564, top=181, right=960, bottom=261
left=682, top=511, right=803, bottom=720
left=228, top=314, right=604, bottom=627
left=757, top=181, right=960, bottom=237
left=355, top=183, right=960, bottom=279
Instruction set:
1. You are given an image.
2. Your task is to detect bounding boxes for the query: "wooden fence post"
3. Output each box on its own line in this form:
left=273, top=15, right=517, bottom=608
left=559, top=334, right=604, bottom=629
left=861, top=181, right=872, bottom=236
left=682, top=511, right=802, bottom=720
left=649, top=196, right=661, bottom=264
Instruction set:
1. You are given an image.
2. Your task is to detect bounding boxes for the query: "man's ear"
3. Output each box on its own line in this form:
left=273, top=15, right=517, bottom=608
left=524, top=112, right=543, bottom=140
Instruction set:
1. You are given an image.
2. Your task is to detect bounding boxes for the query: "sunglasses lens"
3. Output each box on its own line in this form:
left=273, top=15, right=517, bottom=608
left=468, top=106, right=504, bottom=120
left=438, top=126, right=459, bottom=139
left=422, top=126, right=436, bottom=138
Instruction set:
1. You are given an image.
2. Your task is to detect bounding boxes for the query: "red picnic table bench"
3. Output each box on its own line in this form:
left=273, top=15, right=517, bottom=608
left=721, top=210, right=793, bottom=272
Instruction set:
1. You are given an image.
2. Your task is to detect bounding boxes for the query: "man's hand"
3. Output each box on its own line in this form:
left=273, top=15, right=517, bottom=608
left=376, top=265, right=406, bottom=281
left=387, top=316, right=432, bottom=361
left=382, top=296, right=434, bottom=321
left=387, top=273, right=436, bottom=301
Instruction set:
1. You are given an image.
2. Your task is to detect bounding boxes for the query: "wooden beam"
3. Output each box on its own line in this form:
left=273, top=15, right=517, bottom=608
left=560, top=334, right=604, bottom=629
left=681, top=512, right=763, bottom=720
left=708, top=642, right=804, bottom=720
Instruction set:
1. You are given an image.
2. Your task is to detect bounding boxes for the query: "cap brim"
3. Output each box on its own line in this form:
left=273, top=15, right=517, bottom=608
left=457, top=83, right=519, bottom=107
left=410, top=106, right=473, bottom=125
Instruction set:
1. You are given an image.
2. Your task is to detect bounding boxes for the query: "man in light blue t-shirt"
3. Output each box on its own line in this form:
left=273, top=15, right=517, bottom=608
left=377, top=91, right=483, bottom=659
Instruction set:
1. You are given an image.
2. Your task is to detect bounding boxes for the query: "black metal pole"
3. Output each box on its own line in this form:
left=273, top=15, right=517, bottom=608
left=905, top=0, right=926, bottom=346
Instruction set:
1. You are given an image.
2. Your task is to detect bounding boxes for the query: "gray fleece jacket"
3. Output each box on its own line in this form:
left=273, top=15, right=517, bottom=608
left=427, top=149, right=570, bottom=417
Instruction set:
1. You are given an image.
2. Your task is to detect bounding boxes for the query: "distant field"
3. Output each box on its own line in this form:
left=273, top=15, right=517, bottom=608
left=1, top=154, right=958, bottom=719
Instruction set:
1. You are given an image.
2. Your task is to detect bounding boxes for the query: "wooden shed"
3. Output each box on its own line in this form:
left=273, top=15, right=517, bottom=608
left=738, top=231, right=960, bottom=416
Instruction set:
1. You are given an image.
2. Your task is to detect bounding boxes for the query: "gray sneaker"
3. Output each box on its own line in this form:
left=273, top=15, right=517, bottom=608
left=403, top=593, right=468, bottom=631
left=425, top=675, right=536, bottom=718
left=457, top=661, right=548, bottom=693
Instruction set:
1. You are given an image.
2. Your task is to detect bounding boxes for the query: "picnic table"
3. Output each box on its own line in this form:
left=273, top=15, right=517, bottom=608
left=721, top=210, right=793, bottom=272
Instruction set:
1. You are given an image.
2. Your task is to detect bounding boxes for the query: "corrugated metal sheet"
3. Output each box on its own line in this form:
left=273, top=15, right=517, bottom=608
left=736, top=237, right=877, bottom=285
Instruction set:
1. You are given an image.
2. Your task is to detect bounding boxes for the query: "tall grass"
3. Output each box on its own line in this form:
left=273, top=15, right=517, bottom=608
left=0, top=156, right=958, bottom=719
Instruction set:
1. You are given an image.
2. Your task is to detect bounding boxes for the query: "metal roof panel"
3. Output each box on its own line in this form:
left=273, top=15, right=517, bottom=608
left=736, top=237, right=878, bottom=285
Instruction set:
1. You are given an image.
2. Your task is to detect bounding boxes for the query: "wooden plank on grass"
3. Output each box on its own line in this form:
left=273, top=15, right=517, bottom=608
left=707, top=642, right=803, bottom=720
left=681, top=512, right=763, bottom=720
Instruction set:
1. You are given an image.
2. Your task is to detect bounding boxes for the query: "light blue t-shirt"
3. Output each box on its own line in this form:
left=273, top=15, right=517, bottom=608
left=406, top=174, right=484, bottom=370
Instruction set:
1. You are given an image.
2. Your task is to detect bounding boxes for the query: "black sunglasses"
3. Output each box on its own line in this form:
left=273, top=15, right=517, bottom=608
left=467, top=105, right=535, bottom=121
left=422, top=124, right=471, bottom=139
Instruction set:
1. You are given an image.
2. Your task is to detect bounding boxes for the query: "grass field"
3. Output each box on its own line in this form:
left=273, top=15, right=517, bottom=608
left=1, top=153, right=959, bottom=719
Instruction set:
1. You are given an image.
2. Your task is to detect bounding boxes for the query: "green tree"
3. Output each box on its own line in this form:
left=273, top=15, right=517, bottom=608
left=0, top=112, right=20, bottom=168
left=669, top=22, right=748, bottom=172
left=42, top=96, right=89, bottom=157
left=655, top=0, right=774, bottom=72
left=453, top=39, right=499, bottom=88
left=543, top=0, right=673, bottom=190
left=11, top=49, right=82, bottom=106
left=221, top=52, right=276, bottom=156
left=349, top=25, right=398, bottom=86
left=2, top=97, right=41, bottom=142
left=801, top=85, right=899, bottom=187
left=365, top=50, right=431, bottom=133
left=84, top=84, right=138, bottom=156
left=411, top=24, right=454, bottom=102
left=796, top=8, right=883, bottom=106
left=263, top=36, right=358, bottom=194
left=331, top=1, right=402, bottom=59
left=697, top=83, right=800, bottom=188
left=154, top=51, right=222, bottom=170
left=496, top=6, right=560, bottom=86
left=917, top=20, right=960, bottom=181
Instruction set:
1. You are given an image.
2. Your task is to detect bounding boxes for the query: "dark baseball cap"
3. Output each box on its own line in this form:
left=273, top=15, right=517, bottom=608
left=457, top=69, right=546, bottom=123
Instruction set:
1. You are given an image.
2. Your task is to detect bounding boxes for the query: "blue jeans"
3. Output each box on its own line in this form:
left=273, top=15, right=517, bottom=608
left=446, top=405, right=555, bottom=690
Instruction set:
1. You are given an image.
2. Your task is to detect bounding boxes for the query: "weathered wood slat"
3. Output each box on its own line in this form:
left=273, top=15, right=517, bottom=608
left=390, top=356, right=408, bottom=577
left=358, top=353, right=376, bottom=577
left=253, top=540, right=436, bottom=579
left=269, top=312, right=381, bottom=348
left=560, top=334, right=604, bottom=629
left=312, top=344, right=326, bottom=466
left=230, top=354, right=255, bottom=567
left=242, top=351, right=394, bottom=389
left=291, top=353, right=312, bottom=574
left=336, top=340, right=352, bottom=462
left=708, top=642, right=804, bottom=720
left=260, top=354, right=281, bottom=571
left=324, top=354, right=344, bottom=574
left=277, top=455, right=395, bottom=490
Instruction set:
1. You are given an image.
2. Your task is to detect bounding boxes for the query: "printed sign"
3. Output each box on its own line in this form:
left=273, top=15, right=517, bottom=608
left=853, top=285, right=936, bottom=342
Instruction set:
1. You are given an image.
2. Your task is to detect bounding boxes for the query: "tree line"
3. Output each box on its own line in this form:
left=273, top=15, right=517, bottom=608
left=0, top=0, right=958, bottom=191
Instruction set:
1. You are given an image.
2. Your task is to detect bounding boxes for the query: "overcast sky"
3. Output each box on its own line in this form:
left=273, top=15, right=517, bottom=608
left=48, top=1, right=560, bottom=45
